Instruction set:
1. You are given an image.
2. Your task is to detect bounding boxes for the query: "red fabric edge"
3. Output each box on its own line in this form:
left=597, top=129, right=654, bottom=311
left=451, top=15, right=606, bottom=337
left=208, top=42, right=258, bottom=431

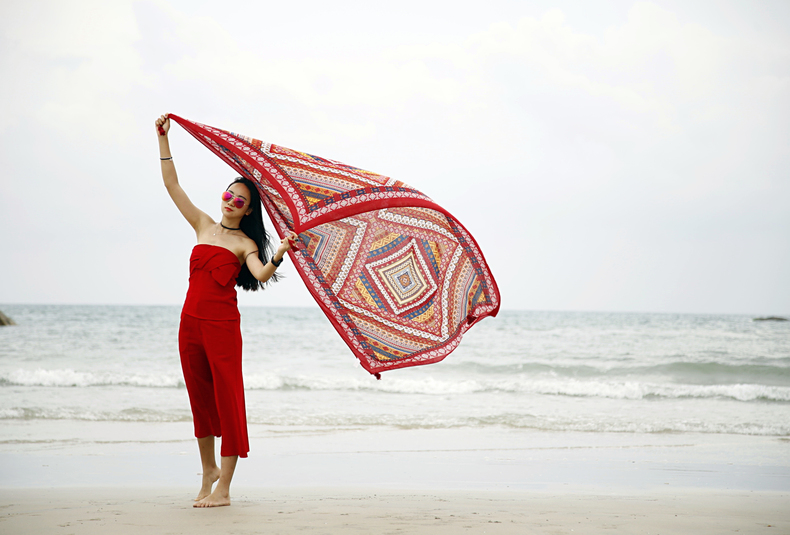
left=300, top=197, right=448, bottom=233
left=170, top=115, right=459, bottom=235
left=168, top=114, right=304, bottom=231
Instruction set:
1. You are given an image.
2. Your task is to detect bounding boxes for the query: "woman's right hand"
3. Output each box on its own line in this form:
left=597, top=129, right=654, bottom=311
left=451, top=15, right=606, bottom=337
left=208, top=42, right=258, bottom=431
left=155, top=114, right=170, bottom=136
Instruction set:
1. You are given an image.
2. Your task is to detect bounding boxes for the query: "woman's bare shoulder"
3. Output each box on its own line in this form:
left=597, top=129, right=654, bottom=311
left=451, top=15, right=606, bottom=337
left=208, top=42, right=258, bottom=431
left=234, top=233, right=259, bottom=257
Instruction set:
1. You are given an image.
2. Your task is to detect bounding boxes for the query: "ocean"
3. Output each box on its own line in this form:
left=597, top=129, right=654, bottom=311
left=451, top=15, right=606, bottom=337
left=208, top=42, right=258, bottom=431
left=1, top=304, right=788, bottom=455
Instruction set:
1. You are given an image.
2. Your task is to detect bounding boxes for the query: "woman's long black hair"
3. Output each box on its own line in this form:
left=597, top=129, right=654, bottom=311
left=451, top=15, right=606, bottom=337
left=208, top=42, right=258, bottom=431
left=231, top=177, right=279, bottom=291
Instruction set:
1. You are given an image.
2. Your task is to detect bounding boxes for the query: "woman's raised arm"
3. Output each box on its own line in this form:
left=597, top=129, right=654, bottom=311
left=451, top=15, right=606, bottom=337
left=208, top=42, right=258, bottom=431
left=156, top=114, right=211, bottom=232
left=245, top=232, right=297, bottom=283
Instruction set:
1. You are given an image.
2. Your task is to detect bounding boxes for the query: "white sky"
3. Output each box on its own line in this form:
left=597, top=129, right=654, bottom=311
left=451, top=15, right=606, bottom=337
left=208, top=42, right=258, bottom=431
left=1, top=0, right=788, bottom=314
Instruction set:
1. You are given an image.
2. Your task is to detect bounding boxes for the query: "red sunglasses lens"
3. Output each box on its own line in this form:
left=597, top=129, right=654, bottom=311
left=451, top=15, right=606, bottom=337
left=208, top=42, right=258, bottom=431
left=223, top=190, right=246, bottom=208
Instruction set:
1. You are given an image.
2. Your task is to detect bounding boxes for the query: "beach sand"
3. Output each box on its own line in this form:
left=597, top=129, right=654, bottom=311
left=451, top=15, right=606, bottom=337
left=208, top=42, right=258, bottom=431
left=2, top=427, right=789, bottom=533
left=2, top=487, right=788, bottom=534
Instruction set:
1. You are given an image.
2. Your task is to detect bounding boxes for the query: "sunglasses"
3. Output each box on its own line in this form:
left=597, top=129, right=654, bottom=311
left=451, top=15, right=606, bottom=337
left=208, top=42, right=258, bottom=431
left=222, top=191, right=247, bottom=209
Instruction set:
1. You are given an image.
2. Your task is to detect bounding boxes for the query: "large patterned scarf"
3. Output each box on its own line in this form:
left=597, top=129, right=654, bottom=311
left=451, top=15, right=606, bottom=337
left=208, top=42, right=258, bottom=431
left=169, top=115, right=500, bottom=378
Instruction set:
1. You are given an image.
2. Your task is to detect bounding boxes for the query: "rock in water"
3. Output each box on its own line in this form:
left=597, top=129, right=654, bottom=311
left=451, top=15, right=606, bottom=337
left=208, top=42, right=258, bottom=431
left=752, top=316, right=788, bottom=322
left=0, top=310, right=16, bottom=326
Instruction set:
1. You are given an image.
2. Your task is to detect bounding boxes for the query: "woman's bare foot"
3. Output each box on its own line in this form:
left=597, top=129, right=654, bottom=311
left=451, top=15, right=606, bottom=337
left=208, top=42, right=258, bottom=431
left=195, top=466, right=221, bottom=501
left=193, top=453, right=237, bottom=508
left=193, top=488, right=230, bottom=508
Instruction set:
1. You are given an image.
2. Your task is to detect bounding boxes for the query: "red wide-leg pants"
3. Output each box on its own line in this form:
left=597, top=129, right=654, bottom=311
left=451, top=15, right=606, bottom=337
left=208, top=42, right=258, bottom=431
left=178, top=314, right=249, bottom=458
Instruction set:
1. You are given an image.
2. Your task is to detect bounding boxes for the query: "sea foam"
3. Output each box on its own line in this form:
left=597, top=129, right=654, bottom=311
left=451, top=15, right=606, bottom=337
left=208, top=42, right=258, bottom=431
left=3, top=368, right=789, bottom=402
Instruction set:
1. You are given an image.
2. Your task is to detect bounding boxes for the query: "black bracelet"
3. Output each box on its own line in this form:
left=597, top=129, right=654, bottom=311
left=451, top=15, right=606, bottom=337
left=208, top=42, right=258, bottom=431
left=271, top=256, right=284, bottom=267
left=160, top=157, right=173, bottom=161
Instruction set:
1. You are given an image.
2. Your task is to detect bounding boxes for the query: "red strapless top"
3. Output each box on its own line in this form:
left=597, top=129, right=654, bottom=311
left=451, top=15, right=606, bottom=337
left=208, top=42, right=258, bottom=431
left=182, top=244, right=242, bottom=320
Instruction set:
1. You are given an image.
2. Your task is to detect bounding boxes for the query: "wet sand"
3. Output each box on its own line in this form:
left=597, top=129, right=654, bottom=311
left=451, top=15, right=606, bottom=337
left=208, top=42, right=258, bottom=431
left=2, top=427, right=788, bottom=533
left=2, top=487, right=788, bottom=534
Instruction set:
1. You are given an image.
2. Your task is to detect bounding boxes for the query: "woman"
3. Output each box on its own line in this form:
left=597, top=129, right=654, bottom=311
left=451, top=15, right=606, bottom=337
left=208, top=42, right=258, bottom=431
left=156, top=113, right=296, bottom=508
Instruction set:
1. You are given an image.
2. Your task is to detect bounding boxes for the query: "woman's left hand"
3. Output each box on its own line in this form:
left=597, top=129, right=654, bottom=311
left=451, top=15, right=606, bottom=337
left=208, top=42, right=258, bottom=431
left=277, top=231, right=299, bottom=256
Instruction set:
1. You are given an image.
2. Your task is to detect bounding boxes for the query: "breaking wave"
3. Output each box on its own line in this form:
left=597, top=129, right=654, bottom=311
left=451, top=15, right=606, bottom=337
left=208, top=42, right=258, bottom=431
left=3, top=368, right=788, bottom=402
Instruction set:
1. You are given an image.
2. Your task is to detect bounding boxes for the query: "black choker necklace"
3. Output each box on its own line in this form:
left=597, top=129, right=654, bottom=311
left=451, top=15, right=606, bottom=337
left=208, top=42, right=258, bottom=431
left=221, top=223, right=241, bottom=231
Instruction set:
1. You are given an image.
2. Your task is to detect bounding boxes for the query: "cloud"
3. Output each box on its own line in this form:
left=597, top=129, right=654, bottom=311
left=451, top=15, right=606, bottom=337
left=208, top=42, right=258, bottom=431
left=0, top=0, right=787, bottom=312
left=0, top=0, right=152, bottom=140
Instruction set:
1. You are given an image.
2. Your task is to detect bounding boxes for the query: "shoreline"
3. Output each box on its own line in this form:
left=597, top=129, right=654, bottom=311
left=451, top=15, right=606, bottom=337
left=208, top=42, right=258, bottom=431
left=2, top=426, right=788, bottom=492
left=3, top=426, right=788, bottom=532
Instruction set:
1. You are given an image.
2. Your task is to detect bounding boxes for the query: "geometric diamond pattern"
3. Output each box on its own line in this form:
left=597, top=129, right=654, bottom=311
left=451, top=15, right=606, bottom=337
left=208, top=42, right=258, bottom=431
left=364, top=238, right=438, bottom=315
left=169, top=114, right=500, bottom=378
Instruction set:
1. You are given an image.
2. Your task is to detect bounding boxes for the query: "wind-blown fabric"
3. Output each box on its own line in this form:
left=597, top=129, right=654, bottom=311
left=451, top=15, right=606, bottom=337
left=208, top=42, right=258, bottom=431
left=169, top=114, right=500, bottom=378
